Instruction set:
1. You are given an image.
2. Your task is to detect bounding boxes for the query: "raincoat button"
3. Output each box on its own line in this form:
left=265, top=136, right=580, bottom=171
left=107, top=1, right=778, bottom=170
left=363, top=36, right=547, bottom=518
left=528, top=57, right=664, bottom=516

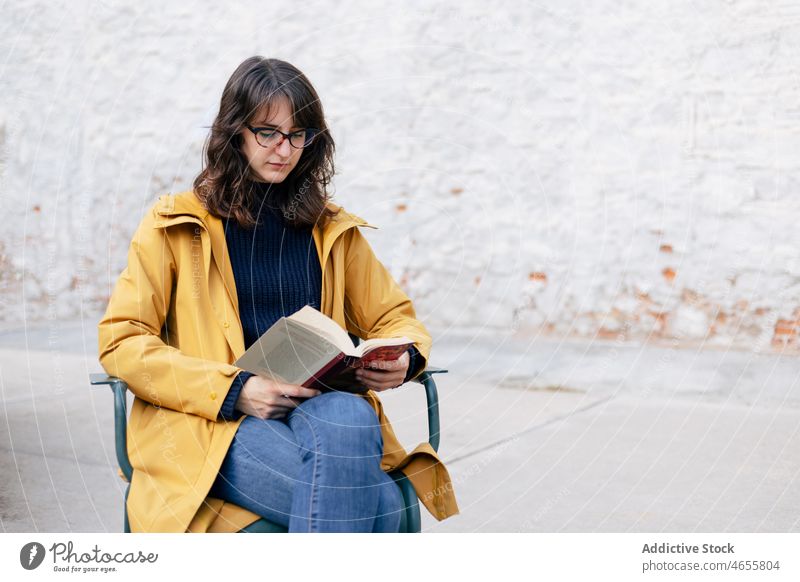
left=222, top=322, right=229, bottom=328
left=210, top=392, right=217, bottom=400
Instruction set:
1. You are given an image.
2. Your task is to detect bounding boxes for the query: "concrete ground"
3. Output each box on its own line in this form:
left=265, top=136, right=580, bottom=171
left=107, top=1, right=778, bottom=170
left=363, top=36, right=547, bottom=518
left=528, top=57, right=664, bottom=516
left=1, top=318, right=798, bottom=532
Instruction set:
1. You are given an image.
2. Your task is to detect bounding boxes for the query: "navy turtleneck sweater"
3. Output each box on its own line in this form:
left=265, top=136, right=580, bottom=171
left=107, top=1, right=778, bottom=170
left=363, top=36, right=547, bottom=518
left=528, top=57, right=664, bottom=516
left=219, top=182, right=420, bottom=420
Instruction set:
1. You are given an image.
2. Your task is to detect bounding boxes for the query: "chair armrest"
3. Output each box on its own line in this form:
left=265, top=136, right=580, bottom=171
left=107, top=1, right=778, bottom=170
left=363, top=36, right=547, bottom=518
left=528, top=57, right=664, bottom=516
left=89, top=373, right=133, bottom=481
left=350, top=334, right=446, bottom=452
left=89, top=372, right=122, bottom=386
left=410, top=368, right=446, bottom=453
left=91, top=362, right=445, bottom=479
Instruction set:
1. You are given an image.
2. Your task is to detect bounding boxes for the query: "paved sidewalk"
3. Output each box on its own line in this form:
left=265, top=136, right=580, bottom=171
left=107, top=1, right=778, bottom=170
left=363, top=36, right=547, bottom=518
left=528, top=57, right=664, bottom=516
left=1, top=319, right=798, bottom=532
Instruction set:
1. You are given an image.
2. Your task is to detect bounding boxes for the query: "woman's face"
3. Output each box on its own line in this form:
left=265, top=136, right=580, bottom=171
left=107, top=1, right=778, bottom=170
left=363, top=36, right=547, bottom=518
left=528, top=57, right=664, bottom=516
left=240, top=98, right=305, bottom=184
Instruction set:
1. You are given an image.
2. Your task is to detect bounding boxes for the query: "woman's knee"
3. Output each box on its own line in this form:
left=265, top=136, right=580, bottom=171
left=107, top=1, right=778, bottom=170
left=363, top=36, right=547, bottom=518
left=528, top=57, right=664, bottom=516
left=289, top=392, right=382, bottom=455
left=296, top=391, right=379, bottom=427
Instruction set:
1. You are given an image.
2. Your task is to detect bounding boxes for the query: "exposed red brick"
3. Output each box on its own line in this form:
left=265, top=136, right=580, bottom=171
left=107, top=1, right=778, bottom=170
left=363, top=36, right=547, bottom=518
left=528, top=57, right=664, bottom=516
left=528, top=272, right=547, bottom=282
left=597, top=327, right=618, bottom=339
left=772, top=319, right=799, bottom=348
left=659, top=244, right=673, bottom=253
left=774, top=319, right=797, bottom=335
left=395, top=203, right=407, bottom=212
left=450, top=187, right=463, bottom=195
left=662, top=267, right=676, bottom=283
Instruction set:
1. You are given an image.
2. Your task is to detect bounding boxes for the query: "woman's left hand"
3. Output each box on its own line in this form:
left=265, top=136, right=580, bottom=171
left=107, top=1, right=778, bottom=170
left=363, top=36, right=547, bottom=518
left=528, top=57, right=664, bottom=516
left=355, top=350, right=410, bottom=392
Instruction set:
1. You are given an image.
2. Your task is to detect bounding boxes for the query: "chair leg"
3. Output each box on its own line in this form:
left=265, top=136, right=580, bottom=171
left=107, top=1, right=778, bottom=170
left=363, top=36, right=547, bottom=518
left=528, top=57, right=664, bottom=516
left=239, top=518, right=288, bottom=533
left=396, top=492, right=408, bottom=533
left=123, top=483, right=131, bottom=533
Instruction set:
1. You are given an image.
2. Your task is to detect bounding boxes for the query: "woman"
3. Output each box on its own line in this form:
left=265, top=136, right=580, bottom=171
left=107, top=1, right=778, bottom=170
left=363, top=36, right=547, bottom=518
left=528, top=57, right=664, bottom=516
left=97, top=56, right=459, bottom=532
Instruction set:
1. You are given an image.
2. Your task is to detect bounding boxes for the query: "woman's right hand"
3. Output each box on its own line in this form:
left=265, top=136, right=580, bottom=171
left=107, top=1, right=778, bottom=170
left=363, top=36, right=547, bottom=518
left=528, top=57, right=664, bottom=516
left=235, top=375, right=322, bottom=419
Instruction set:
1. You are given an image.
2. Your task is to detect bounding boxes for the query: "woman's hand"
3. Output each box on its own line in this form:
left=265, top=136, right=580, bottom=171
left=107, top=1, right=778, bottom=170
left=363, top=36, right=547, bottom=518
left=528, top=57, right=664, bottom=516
left=354, top=350, right=410, bottom=392
left=235, top=375, right=322, bottom=419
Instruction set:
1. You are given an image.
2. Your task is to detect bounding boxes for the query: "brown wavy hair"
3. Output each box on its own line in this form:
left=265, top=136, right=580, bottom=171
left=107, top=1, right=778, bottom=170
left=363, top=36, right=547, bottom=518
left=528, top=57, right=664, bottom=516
left=193, top=56, right=338, bottom=229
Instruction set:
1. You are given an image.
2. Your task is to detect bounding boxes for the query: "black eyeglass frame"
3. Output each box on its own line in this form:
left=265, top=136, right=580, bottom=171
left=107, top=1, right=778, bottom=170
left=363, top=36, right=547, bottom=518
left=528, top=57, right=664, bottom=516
left=245, top=124, right=319, bottom=149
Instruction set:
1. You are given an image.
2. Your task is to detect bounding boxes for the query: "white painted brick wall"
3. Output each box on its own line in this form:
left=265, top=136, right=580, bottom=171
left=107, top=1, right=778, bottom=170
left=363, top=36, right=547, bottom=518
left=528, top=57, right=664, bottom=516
left=2, top=0, right=798, bottom=351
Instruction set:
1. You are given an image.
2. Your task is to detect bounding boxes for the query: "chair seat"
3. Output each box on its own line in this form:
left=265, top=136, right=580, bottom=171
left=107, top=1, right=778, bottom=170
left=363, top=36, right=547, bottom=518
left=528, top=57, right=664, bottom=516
left=239, top=518, right=288, bottom=533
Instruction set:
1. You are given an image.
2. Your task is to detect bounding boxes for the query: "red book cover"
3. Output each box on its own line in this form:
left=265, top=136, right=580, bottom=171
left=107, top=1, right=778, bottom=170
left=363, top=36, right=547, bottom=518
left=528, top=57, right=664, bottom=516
left=350, top=343, right=413, bottom=368
left=302, top=342, right=414, bottom=393
left=301, top=352, right=347, bottom=389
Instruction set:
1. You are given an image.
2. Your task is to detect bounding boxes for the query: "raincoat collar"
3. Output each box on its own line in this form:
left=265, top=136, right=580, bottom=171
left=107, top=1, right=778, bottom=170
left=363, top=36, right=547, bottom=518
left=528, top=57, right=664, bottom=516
left=149, top=189, right=377, bottom=359
left=151, top=189, right=376, bottom=234
left=151, top=188, right=378, bottom=282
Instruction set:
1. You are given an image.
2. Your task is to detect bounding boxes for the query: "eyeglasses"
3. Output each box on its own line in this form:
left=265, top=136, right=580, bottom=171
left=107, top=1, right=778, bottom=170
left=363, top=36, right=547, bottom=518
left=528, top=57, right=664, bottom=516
left=245, top=125, right=319, bottom=149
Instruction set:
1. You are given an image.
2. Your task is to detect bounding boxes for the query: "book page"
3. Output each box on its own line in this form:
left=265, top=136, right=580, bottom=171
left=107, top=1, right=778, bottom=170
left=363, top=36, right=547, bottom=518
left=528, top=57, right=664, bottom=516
left=234, top=318, right=343, bottom=384
left=356, top=336, right=414, bottom=356
left=288, top=305, right=356, bottom=354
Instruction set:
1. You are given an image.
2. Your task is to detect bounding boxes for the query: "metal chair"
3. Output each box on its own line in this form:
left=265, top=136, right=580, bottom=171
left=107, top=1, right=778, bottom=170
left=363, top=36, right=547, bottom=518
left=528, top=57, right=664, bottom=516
left=90, top=338, right=447, bottom=533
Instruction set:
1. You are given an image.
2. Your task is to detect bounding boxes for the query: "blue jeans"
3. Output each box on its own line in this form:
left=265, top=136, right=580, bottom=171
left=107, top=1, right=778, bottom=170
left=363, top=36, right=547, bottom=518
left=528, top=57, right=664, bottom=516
left=209, top=392, right=404, bottom=532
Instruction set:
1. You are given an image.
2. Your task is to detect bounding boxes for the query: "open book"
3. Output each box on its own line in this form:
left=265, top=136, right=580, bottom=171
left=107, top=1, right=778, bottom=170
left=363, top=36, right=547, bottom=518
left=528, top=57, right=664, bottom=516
left=233, top=305, right=414, bottom=394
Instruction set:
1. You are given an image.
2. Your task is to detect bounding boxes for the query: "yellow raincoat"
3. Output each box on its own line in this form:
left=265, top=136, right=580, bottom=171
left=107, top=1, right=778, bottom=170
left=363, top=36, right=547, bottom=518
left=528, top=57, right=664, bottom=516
left=97, top=189, right=459, bottom=532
